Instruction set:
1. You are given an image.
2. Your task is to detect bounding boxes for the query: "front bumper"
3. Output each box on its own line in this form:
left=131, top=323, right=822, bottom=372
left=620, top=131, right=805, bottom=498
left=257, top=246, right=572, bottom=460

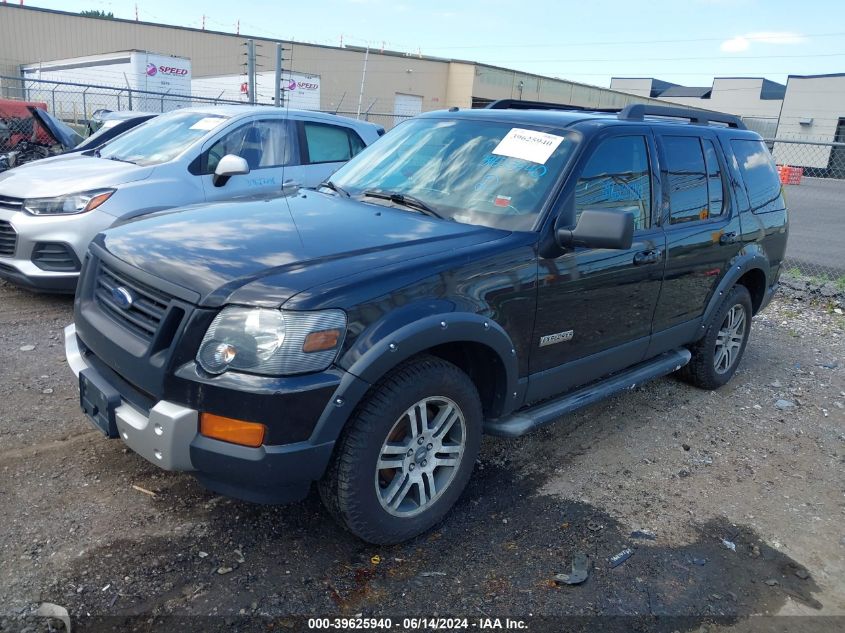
left=65, top=324, right=337, bottom=503
left=0, top=206, right=114, bottom=293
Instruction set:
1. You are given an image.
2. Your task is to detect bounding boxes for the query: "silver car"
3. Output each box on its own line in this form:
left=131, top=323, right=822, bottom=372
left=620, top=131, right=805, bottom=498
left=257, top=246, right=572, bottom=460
left=0, top=105, right=383, bottom=292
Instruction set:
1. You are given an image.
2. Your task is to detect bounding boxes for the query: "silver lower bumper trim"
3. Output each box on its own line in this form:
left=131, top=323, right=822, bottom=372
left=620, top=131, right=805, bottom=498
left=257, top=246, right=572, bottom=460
left=64, top=324, right=198, bottom=471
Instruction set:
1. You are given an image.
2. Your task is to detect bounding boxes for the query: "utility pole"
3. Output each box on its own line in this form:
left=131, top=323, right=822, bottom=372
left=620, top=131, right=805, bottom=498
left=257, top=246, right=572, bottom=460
left=274, top=42, right=284, bottom=107
left=356, top=46, right=369, bottom=120
left=246, top=39, right=256, bottom=105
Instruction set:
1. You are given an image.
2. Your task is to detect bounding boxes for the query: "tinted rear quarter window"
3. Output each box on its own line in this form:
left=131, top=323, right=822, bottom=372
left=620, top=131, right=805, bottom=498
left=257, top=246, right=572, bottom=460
left=730, top=139, right=784, bottom=213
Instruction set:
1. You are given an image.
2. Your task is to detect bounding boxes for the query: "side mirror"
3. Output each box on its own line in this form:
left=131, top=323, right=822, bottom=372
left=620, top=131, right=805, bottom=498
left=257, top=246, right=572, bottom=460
left=556, top=209, right=635, bottom=250
left=212, top=154, right=249, bottom=187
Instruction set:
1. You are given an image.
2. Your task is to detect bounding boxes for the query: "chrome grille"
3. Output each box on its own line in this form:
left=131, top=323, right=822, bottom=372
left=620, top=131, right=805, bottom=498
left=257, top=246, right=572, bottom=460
left=0, top=220, right=16, bottom=257
left=94, top=261, right=172, bottom=341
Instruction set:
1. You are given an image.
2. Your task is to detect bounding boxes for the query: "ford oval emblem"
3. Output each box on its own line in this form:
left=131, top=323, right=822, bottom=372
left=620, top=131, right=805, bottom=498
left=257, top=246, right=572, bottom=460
left=112, top=286, right=135, bottom=310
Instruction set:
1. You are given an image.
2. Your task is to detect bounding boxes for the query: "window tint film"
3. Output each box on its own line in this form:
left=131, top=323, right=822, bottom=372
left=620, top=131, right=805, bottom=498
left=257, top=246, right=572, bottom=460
left=663, top=136, right=709, bottom=224
left=575, top=135, right=651, bottom=229
left=305, top=123, right=365, bottom=163
left=730, top=139, right=784, bottom=213
left=206, top=119, right=293, bottom=173
left=702, top=139, right=724, bottom=216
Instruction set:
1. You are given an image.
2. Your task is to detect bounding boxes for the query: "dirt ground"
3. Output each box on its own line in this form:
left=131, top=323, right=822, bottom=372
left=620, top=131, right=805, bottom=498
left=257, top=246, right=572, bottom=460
left=0, top=278, right=843, bottom=633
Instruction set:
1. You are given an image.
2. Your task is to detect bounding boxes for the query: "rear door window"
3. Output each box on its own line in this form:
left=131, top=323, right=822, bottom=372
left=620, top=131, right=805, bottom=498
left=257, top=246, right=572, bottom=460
left=575, top=135, right=652, bottom=230
left=662, top=136, right=710, bottom=224
left=303, top=122, right=366, bottom=164
left=730, top=139, right=784, bottom=213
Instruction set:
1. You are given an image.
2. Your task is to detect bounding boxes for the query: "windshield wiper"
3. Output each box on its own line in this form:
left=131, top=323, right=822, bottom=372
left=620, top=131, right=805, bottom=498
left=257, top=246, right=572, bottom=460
left=320, top=180, right=350, bottom=197
left=106, top=155, right=136, bottom=164
left=362, top=189, right=446, bottom=220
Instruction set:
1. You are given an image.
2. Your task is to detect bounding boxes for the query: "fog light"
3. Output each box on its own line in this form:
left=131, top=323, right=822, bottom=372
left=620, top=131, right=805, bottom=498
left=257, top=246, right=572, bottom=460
left=200, top=413, right=266, bottom=448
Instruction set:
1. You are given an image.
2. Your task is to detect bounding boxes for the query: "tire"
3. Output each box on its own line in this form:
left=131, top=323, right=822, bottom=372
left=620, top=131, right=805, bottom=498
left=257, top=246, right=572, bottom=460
left=680, top=284, right=753, bottom=390
left=319, top=355, right=482, bottom=544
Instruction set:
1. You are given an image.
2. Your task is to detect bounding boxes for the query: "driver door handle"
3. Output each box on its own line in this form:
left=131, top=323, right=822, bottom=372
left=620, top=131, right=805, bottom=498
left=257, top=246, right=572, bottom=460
left=633, top=249, right=662, bottom=265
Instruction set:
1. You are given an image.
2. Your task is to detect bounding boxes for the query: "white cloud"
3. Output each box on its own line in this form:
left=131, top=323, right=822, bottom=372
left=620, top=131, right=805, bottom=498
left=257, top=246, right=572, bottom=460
left=720, top=31, right=805, bottom=53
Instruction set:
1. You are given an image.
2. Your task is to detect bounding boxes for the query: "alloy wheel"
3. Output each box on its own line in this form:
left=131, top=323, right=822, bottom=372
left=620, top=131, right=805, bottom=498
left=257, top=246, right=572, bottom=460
left=374, top=396, right=466, bottom=517
left=714, top=304, right=746, bottom=374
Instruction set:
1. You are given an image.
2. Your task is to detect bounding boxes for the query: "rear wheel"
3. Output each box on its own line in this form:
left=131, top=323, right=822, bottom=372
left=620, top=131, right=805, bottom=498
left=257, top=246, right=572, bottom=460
left=681, top=285, right=752, bottom=390
left=319, top=355, right=482, bottom=544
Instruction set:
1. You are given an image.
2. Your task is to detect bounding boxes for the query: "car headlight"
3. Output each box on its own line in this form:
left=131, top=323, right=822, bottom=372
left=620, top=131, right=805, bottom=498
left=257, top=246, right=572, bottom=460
left=23, top=189, right=115, bottom=216
left=197, top=307, right=347, bottom=376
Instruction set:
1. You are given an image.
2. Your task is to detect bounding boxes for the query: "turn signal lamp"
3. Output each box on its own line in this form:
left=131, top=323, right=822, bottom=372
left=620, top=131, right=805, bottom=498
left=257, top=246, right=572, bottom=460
left=200, top=413, right=266, bottom=448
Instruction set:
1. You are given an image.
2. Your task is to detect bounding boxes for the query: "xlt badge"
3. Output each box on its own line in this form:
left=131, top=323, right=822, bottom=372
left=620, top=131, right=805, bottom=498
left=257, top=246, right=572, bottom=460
left=539, top=330, right=574, bottom=347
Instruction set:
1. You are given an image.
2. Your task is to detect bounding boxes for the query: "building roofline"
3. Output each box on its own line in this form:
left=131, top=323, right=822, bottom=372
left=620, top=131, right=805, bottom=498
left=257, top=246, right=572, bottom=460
left=0, top=4, right=291, bottom=45
left=786, top=72, right=845, bottom=79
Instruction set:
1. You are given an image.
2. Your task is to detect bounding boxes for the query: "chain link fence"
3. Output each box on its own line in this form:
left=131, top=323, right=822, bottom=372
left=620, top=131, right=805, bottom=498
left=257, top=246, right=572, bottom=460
left=1, top=75, right=248, bottom=126
left=0, top=75, right=410, bottom=155
left=768, top=138, right=845, bottom=289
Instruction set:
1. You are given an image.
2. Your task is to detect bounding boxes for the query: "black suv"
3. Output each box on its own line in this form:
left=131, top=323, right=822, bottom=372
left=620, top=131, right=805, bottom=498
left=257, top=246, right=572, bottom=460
left=65, top=101, right=787, bottom=544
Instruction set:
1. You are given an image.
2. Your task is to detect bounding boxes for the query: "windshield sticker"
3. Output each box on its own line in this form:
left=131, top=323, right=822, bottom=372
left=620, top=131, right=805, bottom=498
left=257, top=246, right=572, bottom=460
left=494, top=195, right=512, bottom=208
left=481, top=154, right=547, bottom=179
left=189, top=117, right=227, bottom=131
left=492, top=128, right=565, bottom=164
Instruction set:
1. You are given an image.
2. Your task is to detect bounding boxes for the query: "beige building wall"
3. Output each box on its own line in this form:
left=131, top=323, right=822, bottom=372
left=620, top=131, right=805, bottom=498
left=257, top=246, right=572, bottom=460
left=773, top=74, right=845, bottom=168
left=608, top=78, right=655, bottom=98
left=288, top=45, right=450, bottom=115
left=655, top=80, right=783, bottom=117
left=471, top=66, right=667, bottom=109
left=708, top=78, right=782, bottom=118
left=0, top=3, right=672, bottom=127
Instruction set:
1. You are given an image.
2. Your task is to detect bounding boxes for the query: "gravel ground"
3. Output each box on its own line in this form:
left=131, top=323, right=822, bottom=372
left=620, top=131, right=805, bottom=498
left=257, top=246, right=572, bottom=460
left=0, top=278, right=843, bottom=633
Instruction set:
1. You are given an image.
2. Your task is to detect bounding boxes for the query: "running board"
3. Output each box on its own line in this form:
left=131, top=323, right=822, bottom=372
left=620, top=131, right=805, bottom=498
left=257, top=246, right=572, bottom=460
left=484, top=348, right=691, bottom=438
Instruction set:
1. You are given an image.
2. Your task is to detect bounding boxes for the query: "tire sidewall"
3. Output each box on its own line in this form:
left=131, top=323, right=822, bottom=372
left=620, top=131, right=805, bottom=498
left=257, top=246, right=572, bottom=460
left=339, top=359, right=482, bottom=542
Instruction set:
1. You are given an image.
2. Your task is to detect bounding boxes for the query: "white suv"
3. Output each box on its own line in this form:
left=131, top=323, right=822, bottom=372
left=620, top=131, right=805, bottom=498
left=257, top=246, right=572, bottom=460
left=0, top=105, right=383, bottom=292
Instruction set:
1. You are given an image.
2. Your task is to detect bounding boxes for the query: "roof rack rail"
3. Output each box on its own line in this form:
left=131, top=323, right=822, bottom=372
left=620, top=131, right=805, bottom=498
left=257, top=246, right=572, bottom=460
left=484, top=99, right=621, bottom=113
left=618, top=104, right=746, bottom=129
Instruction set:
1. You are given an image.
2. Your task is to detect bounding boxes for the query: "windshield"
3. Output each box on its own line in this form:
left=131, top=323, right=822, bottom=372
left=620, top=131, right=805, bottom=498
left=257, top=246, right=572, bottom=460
left=97, top=111, right=229, bottom=166
left=330, top=117, right=580, bottom=230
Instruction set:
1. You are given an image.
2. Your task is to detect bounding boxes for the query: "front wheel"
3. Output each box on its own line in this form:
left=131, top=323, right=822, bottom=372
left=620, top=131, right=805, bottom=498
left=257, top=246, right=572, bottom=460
left=319, top=355, right=482, bottom=544
left=681, top=284, right=753, bottom=390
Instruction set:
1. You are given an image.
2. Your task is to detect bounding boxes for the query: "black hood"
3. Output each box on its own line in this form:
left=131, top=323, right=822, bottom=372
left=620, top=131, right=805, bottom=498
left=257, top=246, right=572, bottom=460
left=97, top=191, right=507, bottom=307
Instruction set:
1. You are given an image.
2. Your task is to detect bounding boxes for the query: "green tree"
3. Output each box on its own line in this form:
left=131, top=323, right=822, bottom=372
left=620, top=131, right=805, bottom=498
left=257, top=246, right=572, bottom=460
left=80, top=10, right=115, bottom=19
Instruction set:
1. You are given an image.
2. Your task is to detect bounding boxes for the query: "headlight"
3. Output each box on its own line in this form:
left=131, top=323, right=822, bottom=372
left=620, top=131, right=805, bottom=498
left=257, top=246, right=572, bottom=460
left=197, top=307, right=347, bottom=376
left=23, top=189, right=115, bottom=216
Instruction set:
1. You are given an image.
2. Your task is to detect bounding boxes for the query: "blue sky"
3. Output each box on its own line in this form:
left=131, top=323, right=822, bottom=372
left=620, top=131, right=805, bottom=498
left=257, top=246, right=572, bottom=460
left=33, top=0, right=845, bottom=87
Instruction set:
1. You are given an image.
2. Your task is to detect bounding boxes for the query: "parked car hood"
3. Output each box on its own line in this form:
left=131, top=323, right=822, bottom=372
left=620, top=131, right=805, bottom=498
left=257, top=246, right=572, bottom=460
left=29, top=106, right=83, bottom=149
left=97, top=191, right=507, bottom=307
left=0, top=154, right=154, bottom=197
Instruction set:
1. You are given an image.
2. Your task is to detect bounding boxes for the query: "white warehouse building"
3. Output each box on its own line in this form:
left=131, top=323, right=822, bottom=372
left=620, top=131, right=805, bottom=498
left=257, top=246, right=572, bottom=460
left=611, top=73, right=845, bottom=174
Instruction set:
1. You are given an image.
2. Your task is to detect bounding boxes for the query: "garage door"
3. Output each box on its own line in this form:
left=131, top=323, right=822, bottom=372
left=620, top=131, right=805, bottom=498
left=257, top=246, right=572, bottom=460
left=394, top=93, right=423, bottom=127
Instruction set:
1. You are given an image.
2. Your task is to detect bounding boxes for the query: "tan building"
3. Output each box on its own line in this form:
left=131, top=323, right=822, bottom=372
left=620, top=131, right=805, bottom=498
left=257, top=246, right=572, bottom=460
left=1, top=4, right=666, bottom=127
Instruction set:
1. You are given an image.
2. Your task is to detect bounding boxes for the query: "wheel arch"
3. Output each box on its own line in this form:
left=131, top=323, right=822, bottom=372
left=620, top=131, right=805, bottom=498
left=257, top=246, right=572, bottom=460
left=310, top=313, right=519, bottom=444
left=701, top=251, right=769, bottom=335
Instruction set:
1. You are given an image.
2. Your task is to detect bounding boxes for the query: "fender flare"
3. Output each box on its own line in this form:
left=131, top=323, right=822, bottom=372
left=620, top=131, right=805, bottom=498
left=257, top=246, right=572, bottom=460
left=308, top=313, right=519, bottom=445
left=700, top=251, right=769, bottom=336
